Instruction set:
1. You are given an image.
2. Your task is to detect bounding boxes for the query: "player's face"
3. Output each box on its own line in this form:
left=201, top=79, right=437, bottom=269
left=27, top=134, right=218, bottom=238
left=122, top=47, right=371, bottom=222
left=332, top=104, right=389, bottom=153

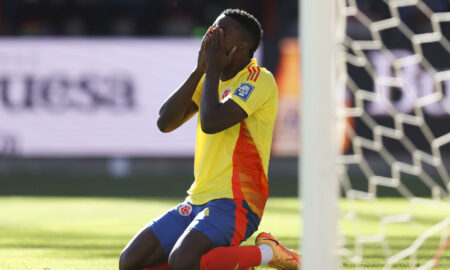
left=212, top=15, right=243, bottom=55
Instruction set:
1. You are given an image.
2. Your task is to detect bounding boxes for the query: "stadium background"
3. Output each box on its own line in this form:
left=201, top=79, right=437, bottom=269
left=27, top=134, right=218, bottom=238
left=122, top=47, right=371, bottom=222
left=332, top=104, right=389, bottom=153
left=0, top=0, right=449, bottom=198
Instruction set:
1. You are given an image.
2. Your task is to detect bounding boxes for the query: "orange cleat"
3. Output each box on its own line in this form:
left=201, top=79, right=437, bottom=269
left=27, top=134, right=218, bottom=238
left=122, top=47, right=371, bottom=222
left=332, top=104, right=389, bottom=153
left=255, top=232, right=301, bottom=270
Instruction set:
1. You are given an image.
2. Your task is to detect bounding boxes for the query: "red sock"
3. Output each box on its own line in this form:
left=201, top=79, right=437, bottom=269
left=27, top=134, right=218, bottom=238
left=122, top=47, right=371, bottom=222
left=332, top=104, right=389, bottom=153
left=200, top=245, right=261, bottom=270
left=142, top=261, right=170, bottom=270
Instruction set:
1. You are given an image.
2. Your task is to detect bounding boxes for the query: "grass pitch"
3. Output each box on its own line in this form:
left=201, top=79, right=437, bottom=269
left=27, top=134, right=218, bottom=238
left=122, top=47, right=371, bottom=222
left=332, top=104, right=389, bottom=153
left=0, top=196, right=449, bottom=270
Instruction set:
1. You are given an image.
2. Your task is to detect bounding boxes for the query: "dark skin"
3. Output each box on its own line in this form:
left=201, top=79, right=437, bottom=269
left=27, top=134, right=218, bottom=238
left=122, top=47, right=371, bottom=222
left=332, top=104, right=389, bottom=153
left=157, top=14, right=251, bottom=134
left=119, top=15, right=254, bottom=270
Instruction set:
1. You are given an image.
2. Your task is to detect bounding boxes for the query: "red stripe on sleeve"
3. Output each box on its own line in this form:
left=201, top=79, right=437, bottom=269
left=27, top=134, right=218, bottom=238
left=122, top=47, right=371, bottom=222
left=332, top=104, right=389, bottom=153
left=253, top=67, right=261, bottom=82
left=246, top=66, right=253, bottom=81
left=249, top=67, right=257, bottom=81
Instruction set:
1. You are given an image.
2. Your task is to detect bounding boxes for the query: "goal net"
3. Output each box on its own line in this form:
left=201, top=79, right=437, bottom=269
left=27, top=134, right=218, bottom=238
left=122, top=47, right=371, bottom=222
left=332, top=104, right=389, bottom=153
left=300, top=0, right=450, bottom=269
left=336, top=0, right=450, bottom=269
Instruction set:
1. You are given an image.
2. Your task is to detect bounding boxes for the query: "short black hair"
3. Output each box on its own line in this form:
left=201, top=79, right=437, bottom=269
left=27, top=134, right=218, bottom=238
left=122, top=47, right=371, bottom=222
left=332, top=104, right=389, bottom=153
left=222, top=9, right=263, bottom=57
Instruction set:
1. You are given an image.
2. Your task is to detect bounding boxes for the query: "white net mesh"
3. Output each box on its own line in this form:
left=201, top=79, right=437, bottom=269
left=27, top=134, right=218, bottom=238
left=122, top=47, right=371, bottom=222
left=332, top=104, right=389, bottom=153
left=337, top=0, right=450, bottom=268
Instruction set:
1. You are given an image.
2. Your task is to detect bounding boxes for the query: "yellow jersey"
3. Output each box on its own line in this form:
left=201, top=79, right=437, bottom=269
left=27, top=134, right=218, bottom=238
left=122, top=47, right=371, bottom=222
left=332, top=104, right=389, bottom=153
left=189, top=58, right=278, bottom=218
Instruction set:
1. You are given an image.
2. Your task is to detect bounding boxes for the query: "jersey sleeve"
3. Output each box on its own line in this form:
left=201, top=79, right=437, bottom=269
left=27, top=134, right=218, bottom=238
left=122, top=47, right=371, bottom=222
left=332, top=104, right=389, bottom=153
left=229, top=72, right=276, bottom=117
left=192, top=75, right=205, bottom=107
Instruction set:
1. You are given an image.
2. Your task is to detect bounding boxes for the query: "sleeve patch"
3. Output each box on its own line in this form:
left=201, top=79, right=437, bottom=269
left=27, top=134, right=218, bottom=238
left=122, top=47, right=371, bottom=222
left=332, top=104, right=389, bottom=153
left=233, top=83, right=255, bottom=101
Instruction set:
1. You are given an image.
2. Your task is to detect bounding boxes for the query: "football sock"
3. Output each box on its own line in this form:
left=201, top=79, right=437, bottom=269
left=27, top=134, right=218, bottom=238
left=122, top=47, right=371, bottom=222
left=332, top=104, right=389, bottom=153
left=258, top=244, right=274, bottom=265
left=142, top=261, right=170, bottom=270
left=200, top=245, right=261, bottom=270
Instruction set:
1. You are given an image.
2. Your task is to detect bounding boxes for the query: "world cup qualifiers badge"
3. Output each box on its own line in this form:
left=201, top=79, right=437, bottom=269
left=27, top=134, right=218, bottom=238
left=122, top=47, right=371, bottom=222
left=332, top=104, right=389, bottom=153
left=233, top=83, right=255, bottom=101
left=178, top=203, right=192, bottom=216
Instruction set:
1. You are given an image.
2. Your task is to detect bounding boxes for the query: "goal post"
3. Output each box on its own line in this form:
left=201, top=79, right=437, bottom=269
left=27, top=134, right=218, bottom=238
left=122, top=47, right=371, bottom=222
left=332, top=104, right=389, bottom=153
left=299, top=0, right=344, bottom=269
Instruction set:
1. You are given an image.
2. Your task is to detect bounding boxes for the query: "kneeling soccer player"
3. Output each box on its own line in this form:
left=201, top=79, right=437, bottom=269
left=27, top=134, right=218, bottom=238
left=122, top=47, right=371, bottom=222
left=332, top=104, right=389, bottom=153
left=119, top=9, right=300, bottom=270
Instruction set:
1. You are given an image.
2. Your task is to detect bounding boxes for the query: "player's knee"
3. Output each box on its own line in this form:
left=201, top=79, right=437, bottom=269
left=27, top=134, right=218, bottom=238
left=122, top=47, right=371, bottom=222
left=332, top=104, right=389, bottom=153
left=168, top=249, right=199, bottom=270
left=119, top=250, right=138, bottom=270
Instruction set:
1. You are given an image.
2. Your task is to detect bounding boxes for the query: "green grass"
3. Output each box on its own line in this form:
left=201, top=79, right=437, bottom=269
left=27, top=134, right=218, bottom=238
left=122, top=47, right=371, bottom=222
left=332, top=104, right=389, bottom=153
left=0, top=197, right=449, bottom=269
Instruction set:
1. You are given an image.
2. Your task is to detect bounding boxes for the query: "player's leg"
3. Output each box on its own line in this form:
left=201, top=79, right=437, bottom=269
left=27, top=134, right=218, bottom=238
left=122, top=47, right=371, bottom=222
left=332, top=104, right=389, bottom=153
left=168, top=229, right=264, bottom=270
left=119, top=202, right=194, bottom=270
left=119, top=227, right=166, bottom=270
left=200, top=232, right=301, bottom=270
left=168, top=229, right=214, bottom=270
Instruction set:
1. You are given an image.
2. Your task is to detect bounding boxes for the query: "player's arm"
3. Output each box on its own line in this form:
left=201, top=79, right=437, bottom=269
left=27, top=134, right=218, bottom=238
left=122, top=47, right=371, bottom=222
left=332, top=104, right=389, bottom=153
left=200, top=28, right=247, bottom=134
left=157, top=72, right=201, bottom=133
left=157, top=29, right=212, bottom=133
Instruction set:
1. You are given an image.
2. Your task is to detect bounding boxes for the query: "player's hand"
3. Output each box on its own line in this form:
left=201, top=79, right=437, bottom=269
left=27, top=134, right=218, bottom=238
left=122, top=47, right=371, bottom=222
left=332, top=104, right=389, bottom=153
left=195, top=27, right=213, bottom=74
left=204, top=27, right=237, bottom=72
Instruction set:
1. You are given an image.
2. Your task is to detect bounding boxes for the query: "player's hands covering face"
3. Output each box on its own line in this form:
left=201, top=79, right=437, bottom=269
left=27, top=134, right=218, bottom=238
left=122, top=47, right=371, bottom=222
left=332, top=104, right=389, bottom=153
left=196, top=27, right=214, bottom=73
left=204, top=26, right=237, bottom=72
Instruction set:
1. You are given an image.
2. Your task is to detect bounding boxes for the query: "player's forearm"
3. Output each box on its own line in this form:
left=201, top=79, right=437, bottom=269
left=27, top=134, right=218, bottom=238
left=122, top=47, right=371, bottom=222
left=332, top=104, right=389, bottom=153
left=200, top=68, right=222, bottom=133
left=157, top=70, right=203, bottom=132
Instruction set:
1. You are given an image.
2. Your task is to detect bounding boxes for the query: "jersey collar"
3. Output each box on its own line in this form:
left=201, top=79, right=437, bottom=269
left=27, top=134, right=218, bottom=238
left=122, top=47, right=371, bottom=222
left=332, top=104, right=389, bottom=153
left=220, top=58, right=259, bottom=83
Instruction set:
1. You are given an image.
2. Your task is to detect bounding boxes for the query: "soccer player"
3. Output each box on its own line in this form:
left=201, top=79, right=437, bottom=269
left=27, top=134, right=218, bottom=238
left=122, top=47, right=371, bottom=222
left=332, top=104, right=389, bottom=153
left=119, top=9, right=300, bottom=270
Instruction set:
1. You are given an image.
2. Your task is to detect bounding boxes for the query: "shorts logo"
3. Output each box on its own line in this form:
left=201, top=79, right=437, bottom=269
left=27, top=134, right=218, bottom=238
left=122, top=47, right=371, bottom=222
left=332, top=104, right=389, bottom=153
left=233, top=83, right=255, bottom=101
left=178, top=203, right=192, bottom=216
left=221, top=87, right=232, bottom=102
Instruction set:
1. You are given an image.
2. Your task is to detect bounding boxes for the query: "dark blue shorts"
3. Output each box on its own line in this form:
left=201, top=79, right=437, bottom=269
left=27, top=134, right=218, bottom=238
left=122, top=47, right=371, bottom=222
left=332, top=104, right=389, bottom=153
left=148, top=198, right=261, bottom=257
